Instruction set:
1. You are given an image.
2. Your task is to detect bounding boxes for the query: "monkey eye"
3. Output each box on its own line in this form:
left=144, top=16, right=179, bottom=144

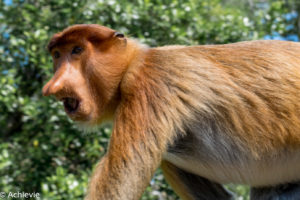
left=71, top=46, right=83, bottom=55
left=53, top=51, right=60, bottom=59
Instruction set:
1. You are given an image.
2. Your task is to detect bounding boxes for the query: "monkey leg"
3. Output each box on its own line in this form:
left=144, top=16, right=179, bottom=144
left=161, top=160, right=234, bottom=200
left=250, top=182, right=300, bottom=200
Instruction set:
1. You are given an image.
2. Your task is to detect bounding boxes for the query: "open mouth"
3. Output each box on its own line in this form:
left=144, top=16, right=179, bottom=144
left=62, top=97, right=80, bottom=113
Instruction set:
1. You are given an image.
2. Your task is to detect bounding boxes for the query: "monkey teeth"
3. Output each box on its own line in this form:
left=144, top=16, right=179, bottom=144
left=63, top=97, right=79, bottom=113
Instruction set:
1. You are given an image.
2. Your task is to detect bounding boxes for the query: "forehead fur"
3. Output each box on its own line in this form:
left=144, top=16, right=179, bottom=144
left=47, top=24, right=116, bottom=51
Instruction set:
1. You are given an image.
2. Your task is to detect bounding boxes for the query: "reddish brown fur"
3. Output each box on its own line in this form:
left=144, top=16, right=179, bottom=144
left=43, top=24, right=300, bottom=200
left=48, top=25, right=116, bottom=51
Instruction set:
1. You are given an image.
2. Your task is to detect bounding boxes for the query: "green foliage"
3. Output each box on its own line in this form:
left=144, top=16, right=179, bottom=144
left=41, top=167, right=88, bottom=200
left=0, top=0, right=297, bottom=199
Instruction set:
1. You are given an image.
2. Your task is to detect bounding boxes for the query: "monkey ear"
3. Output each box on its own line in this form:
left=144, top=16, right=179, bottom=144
left=113, top=32, right=127, bottom=47
left=114, top=32, right=125, bottom=38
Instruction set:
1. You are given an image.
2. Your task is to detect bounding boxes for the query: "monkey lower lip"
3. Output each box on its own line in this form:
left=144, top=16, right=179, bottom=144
left=63, top=97, right=79, bottom=113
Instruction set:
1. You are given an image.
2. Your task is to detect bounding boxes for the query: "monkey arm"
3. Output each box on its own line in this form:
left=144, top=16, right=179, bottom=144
left=85, top=95, right=173, bottom=200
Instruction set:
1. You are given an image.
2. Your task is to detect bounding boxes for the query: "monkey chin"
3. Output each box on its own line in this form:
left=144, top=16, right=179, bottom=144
left=68, top=105, right=114, bottom=134
left=69, top=111, right=101, bottom=134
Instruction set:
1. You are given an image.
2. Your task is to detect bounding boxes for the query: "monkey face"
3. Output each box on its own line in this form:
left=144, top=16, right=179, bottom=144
left=42, top=25, right=128, bottom=125
left=42, top=40, right=98, bottom=122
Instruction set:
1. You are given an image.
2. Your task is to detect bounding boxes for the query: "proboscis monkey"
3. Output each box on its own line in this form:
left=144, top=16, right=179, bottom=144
left=43, top=24, right=300, bottom=200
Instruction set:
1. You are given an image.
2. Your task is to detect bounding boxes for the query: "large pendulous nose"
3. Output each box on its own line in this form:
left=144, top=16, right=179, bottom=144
left=42, top=78, right=63, bottom=96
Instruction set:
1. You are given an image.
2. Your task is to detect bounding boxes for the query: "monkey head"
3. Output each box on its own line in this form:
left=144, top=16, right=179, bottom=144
left=42, top=24, right=130, bottom=125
